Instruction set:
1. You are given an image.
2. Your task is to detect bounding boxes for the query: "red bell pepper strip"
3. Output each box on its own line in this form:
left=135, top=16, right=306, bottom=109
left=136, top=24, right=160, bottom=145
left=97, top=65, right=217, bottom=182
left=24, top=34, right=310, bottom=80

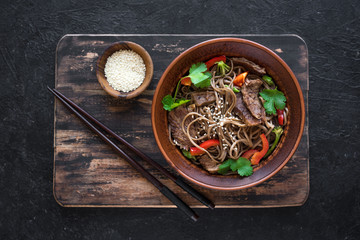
left=277, top=109, right=284, bottom=126
left=264, top=126, right=283, bottom=158
left=181, top=77, right=192, bottom=86
left=190, top=139, right=220, bottom=156
left=205, top=55, right=226, bottom=70
left=250, top=134, right=269, bottom=165
left=233, top=71, right=248, bottom=87
left=241, top=149, right=259, bottom=159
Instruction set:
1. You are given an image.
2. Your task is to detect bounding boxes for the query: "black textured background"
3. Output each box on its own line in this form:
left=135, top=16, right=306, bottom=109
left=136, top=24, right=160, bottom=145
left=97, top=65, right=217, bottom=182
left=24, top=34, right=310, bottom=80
left=1, top=0, right=359, bottom=239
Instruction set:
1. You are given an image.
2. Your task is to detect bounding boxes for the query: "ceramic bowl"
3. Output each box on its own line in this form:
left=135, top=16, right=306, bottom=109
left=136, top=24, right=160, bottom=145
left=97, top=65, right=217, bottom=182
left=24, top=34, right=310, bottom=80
left=151, top=38, right=305, bottom=190
left=96, top=41, right=153, bottom=99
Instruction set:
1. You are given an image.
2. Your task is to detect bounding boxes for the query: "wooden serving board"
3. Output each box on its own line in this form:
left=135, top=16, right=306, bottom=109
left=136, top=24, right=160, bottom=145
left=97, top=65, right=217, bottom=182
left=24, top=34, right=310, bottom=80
left=54, top=34, right=309, bottom=207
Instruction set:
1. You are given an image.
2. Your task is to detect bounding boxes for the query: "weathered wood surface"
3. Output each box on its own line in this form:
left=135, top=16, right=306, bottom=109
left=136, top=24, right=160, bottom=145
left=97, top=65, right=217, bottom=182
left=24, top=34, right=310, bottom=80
left=54, top=34, right=309, bottom=207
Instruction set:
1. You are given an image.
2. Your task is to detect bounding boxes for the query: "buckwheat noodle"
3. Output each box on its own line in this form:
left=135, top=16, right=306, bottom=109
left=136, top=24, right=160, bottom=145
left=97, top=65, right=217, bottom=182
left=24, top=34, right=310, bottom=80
left=174, top=59, right=287, bottom=165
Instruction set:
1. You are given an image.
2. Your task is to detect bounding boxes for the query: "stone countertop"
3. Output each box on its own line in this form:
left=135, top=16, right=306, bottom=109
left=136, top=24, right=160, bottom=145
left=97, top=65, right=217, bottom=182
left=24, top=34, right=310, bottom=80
left=0, top=0, right=359, bottom=239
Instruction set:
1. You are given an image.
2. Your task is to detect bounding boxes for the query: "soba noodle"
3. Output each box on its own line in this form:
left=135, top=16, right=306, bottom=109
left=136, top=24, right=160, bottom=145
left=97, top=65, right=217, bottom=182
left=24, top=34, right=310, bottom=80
left=174, top=59, right=283, bottom=165
left=167, top=57, right=287, bottom=174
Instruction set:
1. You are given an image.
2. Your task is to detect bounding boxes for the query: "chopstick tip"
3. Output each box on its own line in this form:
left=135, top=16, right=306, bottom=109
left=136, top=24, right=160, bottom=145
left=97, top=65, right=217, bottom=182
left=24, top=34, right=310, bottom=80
left=191, top=214, right=200, bottom=222
left=47, top=86, right=54, bottom=93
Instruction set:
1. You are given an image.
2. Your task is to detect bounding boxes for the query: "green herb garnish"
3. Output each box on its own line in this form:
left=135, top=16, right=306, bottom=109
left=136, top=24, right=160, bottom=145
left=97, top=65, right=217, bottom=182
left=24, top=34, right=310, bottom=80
left=162, top=62, right=212, bottom=111
left=259, top=88, right=286, bottom=115
left=232, top=87, right=240, bottom=93
left=162, top=95, right=190, bottom=111
left=262, top=75, right=274, bottom=86
left=185, top=62, right=212, bottom=88
left=216, top=61, right=230, bottom=76
left=224, top=85, right=240, bottom=93
left=218, top=157, right=253, bottom=177
left=182, top=149, right=196, bottom=160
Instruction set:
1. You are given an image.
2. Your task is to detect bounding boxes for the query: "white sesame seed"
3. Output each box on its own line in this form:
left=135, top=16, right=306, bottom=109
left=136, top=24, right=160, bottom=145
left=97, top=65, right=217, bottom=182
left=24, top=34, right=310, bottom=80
left=104, top=50, right=145, bottom=92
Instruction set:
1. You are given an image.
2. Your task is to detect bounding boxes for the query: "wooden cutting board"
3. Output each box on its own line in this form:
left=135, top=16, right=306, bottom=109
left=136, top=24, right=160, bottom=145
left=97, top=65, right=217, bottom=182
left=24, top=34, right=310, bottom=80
left=53, top=34, right=309, bottom=207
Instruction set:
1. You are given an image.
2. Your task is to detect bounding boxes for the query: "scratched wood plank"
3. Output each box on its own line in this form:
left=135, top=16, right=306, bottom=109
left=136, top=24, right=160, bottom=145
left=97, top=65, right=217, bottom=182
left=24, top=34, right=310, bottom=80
left=54, top=34, right=309, bottom=207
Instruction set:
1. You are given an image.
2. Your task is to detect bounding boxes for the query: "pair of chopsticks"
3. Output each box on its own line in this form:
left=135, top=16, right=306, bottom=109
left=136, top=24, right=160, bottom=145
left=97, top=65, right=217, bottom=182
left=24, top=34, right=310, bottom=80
left=48, top=87, right=215, bottom=221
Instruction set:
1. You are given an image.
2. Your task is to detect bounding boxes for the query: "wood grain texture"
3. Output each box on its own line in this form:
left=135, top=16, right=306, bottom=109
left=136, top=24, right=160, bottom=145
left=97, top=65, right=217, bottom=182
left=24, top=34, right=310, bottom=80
left=54, top=34, right=309, bottom=207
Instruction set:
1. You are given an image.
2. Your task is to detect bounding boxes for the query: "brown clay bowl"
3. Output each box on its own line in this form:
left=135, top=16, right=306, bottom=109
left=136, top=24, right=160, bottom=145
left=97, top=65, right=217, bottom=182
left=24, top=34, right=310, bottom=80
left=96, top=41, right=153, bottom=99
left=151, top=38, right=305, bottom=190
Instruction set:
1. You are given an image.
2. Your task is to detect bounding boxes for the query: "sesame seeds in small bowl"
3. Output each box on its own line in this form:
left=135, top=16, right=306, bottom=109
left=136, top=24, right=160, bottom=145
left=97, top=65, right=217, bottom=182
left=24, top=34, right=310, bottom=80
left=96, top=41, right=153, bottom=99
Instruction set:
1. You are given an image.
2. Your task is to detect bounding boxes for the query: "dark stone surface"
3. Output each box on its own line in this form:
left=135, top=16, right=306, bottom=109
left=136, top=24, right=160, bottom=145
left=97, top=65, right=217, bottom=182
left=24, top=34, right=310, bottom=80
left=0, top=0, right=359, bottom=239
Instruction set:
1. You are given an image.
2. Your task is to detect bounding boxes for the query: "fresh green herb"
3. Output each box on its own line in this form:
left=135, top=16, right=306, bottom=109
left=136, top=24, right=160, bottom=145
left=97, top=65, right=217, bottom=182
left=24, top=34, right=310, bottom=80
left=183, top=62, right=212, bottom=88
left=162, top=62, right=212, bottom=111
left=264, top=126, right=284, bottom=158
left=232, top=87, right=240, bottom=93
left=217, top=157, right=253, bottom=177
left=182, top=149, right=196, bottom=160
left=259, top=88, right=286, bottom=115
left=216, top=61, right=230, bottom=76
left=224, top=85, right=240, bottom=93
left=262, top=75, right=274, bottom=86
left=217, top=159, right=233, bottom=175
left=162, top=94, right=190, bottom=111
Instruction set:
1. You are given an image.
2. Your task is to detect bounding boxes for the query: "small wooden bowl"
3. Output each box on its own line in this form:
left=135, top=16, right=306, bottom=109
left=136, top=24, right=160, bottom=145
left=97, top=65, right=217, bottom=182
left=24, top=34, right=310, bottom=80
left=96, top=41, right=153, bottom=99
left=152, top=38, right=305, bottom=190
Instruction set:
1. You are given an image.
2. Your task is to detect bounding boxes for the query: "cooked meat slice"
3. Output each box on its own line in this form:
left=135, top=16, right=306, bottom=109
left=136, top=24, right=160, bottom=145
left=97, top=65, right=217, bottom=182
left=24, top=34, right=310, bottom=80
left=198, top=154, right=219, bottom=173
left=168, top=106, right=196, bottom=151
left=232, top=57, right=266, bottom=76
left=241, top=77, right=266, bottom=121
left=191, top=91, right=216, bottom=107
left=233, top=92, right=262, bottom=126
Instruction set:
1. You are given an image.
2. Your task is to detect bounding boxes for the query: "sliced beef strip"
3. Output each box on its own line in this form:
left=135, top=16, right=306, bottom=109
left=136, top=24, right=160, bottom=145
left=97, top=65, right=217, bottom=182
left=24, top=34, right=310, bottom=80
left=198, top=154, right=219, bottom=173
left=241, top=77, right=266, bottom=121
left=168, top=106, right=197, bottom=151
left=232, top=57, right=266, bottom=76
left=233, top=92, right=262, bottom=126
left=191, top=91, right=216, bottom=107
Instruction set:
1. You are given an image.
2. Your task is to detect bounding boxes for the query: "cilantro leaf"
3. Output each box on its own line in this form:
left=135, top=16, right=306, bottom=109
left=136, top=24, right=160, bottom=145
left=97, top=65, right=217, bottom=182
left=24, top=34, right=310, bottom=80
left=262, top=75, right=274, bottom=86
left=162, top=95, right=174, bottom=111
left=218, top=159, right=234, bottom=175
left=182, top=149, right=196, bottom=160
left=189, top=62, right=208, bottom=75
left=259, top=88, right=286, bottom=115
left=218, top=157, right=254, bottom=177
left=162, top=62, right=211, bottom=111
left=190, top=72, right=211, bottom=88
left=204, top=71, right=212, bottom=79
left=186, top=62, right=212, bottom=88
left=162, top=94, right=190, bottom=111
left=230, top=157, right=251, bottom=172
left=237, top=165, right=253, bottom=176
left=173, top=98, right=190, bottom=109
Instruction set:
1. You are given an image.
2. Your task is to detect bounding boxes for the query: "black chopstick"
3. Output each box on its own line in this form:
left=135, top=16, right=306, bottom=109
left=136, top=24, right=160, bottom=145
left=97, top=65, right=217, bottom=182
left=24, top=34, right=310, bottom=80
left=48, top=87, right=199, bottom=221
left=52, top=88, right=215, bottom=210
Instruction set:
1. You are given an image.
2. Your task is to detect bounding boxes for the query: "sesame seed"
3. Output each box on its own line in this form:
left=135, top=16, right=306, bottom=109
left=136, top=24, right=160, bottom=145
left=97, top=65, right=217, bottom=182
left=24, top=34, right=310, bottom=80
left=104, top=50, right=145, bottom=92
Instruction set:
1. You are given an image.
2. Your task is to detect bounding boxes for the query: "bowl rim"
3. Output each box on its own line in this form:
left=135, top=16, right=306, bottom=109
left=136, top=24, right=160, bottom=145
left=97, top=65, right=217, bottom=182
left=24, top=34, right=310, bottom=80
left=96, top=41, right=153, bottom=99
left=151, top=37, right=305, bottom=190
